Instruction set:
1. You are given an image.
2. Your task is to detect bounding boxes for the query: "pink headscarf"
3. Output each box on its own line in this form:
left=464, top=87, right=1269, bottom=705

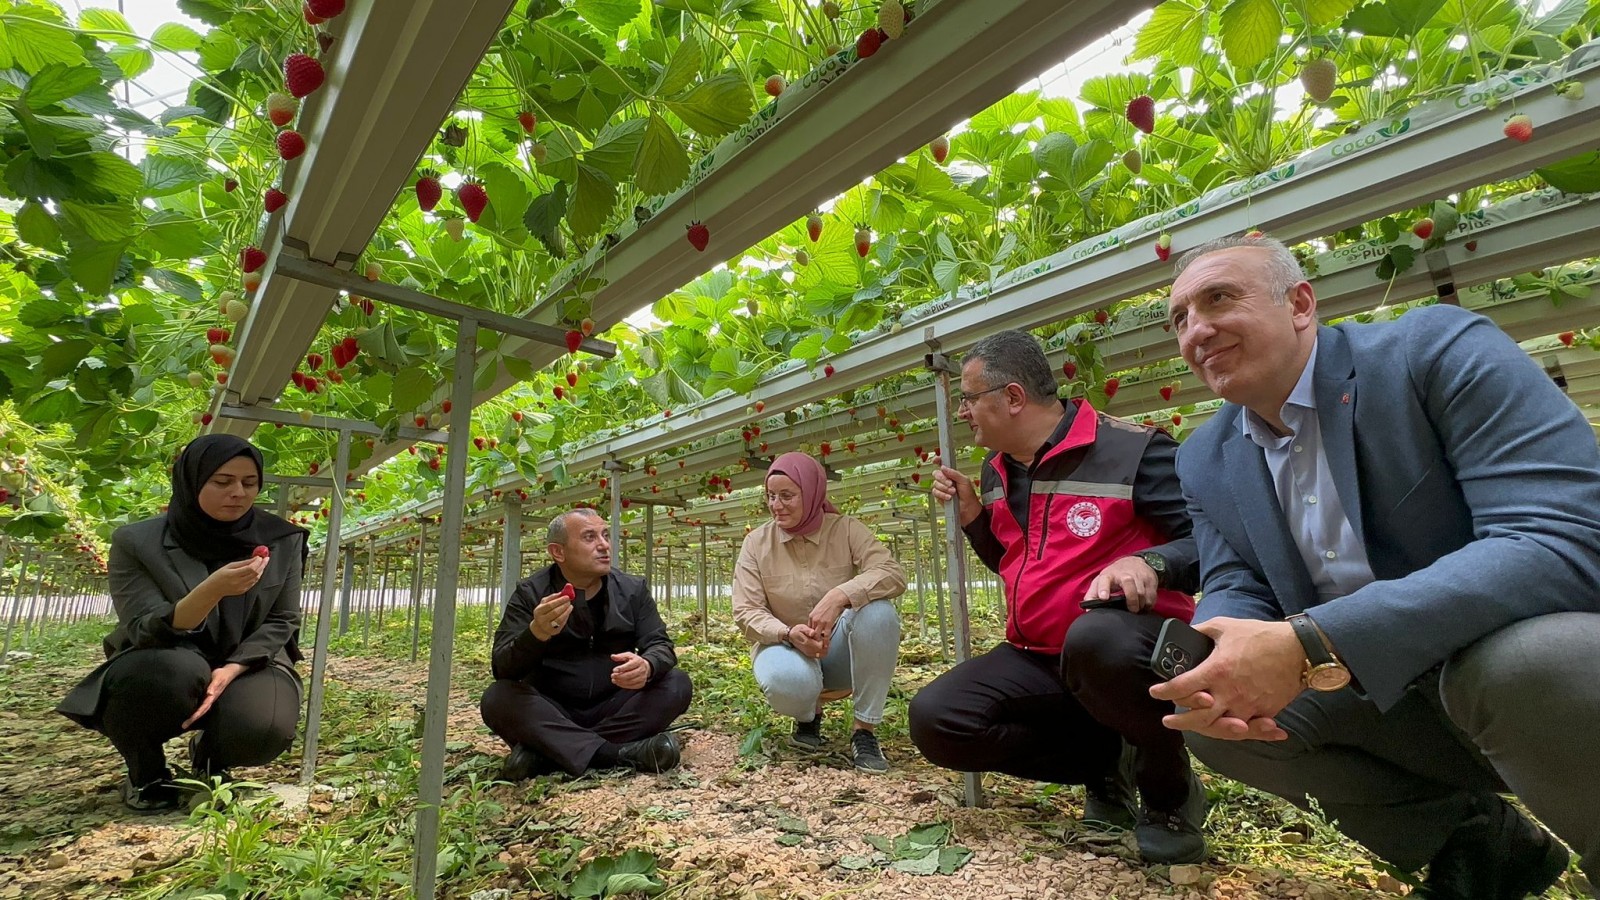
left=767, top=451, right=838, bottom=536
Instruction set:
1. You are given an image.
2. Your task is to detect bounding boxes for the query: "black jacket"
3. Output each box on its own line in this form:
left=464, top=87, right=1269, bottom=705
left=490, top=564, right=678, bottom=708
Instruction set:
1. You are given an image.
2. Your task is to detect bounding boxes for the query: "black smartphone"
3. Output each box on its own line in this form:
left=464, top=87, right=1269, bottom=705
left=1149, top=618, right=1215, bottom=681
left=1080, top=591, right=1129, bottom=611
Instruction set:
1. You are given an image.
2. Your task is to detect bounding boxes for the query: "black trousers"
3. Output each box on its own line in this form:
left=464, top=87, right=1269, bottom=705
left=909, top=609, right=1191, bottom=809
left=97, top=647, right=300, bottom=785
left=479, top=668, right=692, bottom=776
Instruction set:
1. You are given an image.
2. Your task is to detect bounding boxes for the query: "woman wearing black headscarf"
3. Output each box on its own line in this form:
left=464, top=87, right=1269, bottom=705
left=58, top=435, right=309, bottom=811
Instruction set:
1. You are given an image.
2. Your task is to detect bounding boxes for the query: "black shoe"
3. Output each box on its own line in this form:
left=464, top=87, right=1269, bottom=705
left=850, top=729, right=888, bottom=773
left=186, top=731, right=233, bottom=785
left=1418, top=795, right=1569, bottom=900
left=1134, top=770, right=1207, bottom=864
left=499, top=744, right=545, bottom=782
left=1082, top=742, right=1137, bottom=830
left=790, top=717, right=825, bottom=752
left=120, top=775, right=182, bottom=813
left=617, top=732, right=682, bottom=774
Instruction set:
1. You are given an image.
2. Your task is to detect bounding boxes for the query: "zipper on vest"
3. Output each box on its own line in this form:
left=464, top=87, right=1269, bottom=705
left=1035, top=494, right=1054, bottom=561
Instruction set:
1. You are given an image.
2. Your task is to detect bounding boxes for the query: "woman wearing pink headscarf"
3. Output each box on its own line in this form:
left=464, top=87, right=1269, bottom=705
left=732, top=452, right=907, bottom=771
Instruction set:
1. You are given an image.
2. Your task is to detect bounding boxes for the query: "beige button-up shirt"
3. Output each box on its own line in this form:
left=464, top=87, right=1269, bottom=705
left=732, top=513, right=907, bottom=646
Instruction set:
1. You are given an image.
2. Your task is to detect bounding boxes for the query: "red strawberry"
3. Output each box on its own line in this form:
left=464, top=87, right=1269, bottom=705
left=566, top=371, right=578, bottom=387
left=755, top=400, right=765, bottom=412
left=306, top=0, right=345, bottom=17
left=824, top=364, right=836, bottom=377
left=1503, top=114, right=1532, bottom=143
left=240, top=246, right=267, bottom=273
left=283, top=53, right=325, bottom=99
left=1126, top=95, right=1155, bottom=134
left=441, top=399, right=452, bottom=413
left=302, top=1, right=325, bottom=25
left=855, top=227, right=871, bottom=258
left=292, top=371, right=306, bottom=388
left=474, top=437, right=486, bottom=450
left=560, top=583, right=576, bottom=601
left=415, top=414, right=428, bottom=427
left=415, top=171, right=441, bottom=211
left=303, top=375, right=319, bottom=393
left=911, top=472, right=922, bottom=484
left=277, top=130, right=307, bottom=160
left=931, top=135, right=949, bottom=164
left=554, top=385, right=565, bottom=400
left=820, top=441, right=831, bottom=456
left=201, top=413, right=214, bottom=425
left=264, top=188, right=288, bottom=213
left=1171, top=413, right=1183, bottom=427
left=316, top=30, right=335, bottom=55
left=765, top=75, right=786, bottom=98
left=265, top=92, right=297, bottom=127
left=457, top=179, right=488, bottom=223
left=760, top=441, right=769, bottom=453
left=1062, top=361, right=1077, bottom=379
left=512, top=410, right=524, bottom=422
left=686, top=220, right=710, bottom=252
left=856, top=28, right=882, bottom=58
left=1559, top=331, right=1576, bottom=347
left=1159, top=384, right=1174, bottom=402
left=208, top=327, right=227, bottom=344
left=216, top=372, right=228, bottom=384
left=253, top=545, right=271, bottom=559
left=1155, top=232, right=1172, bottom=262
left=341, top=335, right=358, bottom=356
left=429, top=458, right=440, bottom=471
left=1094, top=309, right=1109, bottom=325
left=565, top=330, right=583, bottom=353
left=1465, top=240, right=1478, bottom=252
left=224, top=178, right=237, bottom=193
left=1412, top=217, right=1434, bottom=240
left=807, top=213, right=822, bottom=242
left=517, top=110, right=536, bottom=134
left=1104, top=377, right=1120, bottom=398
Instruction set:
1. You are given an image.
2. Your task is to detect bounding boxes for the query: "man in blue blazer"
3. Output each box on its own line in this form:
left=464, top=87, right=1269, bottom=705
left=1150, top=235, right=1599, bottom=898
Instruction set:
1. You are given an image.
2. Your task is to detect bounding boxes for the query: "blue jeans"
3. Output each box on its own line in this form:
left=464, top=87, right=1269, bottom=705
left=752, top=601, right=900, bottom=725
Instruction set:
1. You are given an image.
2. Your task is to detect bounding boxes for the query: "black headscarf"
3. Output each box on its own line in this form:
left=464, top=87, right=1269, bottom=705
left=167, top=434, right=306, bottom=563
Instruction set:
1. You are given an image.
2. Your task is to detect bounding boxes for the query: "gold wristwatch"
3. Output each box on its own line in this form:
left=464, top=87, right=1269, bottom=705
left=1288, top=614, right=1351, bottom=692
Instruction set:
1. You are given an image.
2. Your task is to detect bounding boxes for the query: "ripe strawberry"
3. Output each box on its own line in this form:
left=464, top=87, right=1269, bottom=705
left=566, top=371, right=578, bottom=387
left=341, top=335, right=358, bottom=356
left=429, top=458, right=440, bottom=471
left=216, top=372, right=228, bottom=384
left=444, top=217, right=465, bottom=241
left=358, top=297, right=374, bottom=315
left=517, top=110, right=536, bottom=134
left=856, top=28, right=883, bottom=58
left=441, top=399, right=452, bottom=413
left=580, top=317, right=595, bottom=336
left=474, top=437, right=486, bottom=450
left=765, top=75, right=786, bottom=98
left=820, top=441, right=831, bottom=456
left=878, top=0, right=906, bottom=39
left=253, top=544, right=272, bottom=559
left=224, top=178, right=237, bottom=193
left=1300, top=58, right=1337, bottom=104
left=415, top=171, right=441, bottom=211
left=201, top=413, right=213, bottom=425
left=760, top=441, right=769, bottom=453
left=1465, top=240, right=1478, bottom=252
left=554, top=385, right=565, bottom=400
left=1503, top=114, right=1532, bottom=143
left=415, top=414, right=428, bottom=427
left=686, top=220, right=710, bottom=252
left=277, top=130, right=307, bottom=160
left=1171, top=413, right=1183, bottom=427
left=1412, top=217, right=1434, bottom=240
left=565, top=330, right=583, bottom=353
left=304, top=375, right=319, bottom=393
left=1155, top=232, right=1172, bottom=261
left=283, top=53, right=325, bottom=99
left=1159, top=385, right=1174, bottom=402
left=1094, top=309, right=1109, bottom=325
left=306, top=0, right=345, bottom=17
left=824, top=364, right=836, bottom=377
left=264, top=187, right=288, bottom=213
left=1126, top=95, right=1155, bottom=135
left=266, top=92, right=297, bottom=127
left=207, top=326, right=227, bottom=344
left=292, top=371, right=306, bottom=389
left=240, top=246, right=267, bottom=273
left=1122, top=148, right=1142, bottom=174
left=855, top=226, right=871, bottom=258
left=755, top=400, right=765, bottom=412
left=931, top=135, right=950, bottom=164
left=560, top=583, right=577, bottom=601
left=911, top=472, right=922, bottom=484
left=1104, top=377, right=1120, bottom=398
left=1559, top=331, right=1576, bottom=347
left=307, top=352, right=323, bottom=369
left=457, top=179, right=488, bottom=222
left=302, top=1, right=325, bottom=25
left=807, top=213, right=823, bottom=242
left=512, top=410, right=524, bottom=422
left=1062, top=361, right=1076, bottom=379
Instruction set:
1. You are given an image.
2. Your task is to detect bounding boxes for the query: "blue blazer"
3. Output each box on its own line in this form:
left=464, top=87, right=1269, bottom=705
left=1177, top=305, right=1600, bottom=710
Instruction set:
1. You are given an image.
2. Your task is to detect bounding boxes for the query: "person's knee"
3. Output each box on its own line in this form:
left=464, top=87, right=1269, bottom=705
left=907, top=682, right=965, bottom=765
left=1061, top=611, right=1145, bottom=690
left=1441, top=613, right=1600, bottom=737
left=103, top=648, right=210, bottom=713
left=215, top=712, right=297, bottom=766
left=760, top=671, right=821, bottom=720
left=480, top=679, right=534, bottom=729
left=657, top=668, right=693, bottom=717
left=849, top=600, right=901, bottom=642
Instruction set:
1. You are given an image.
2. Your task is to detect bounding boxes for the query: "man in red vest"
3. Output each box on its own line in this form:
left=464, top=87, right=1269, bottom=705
left=911, top=329, right=1205, bottom=864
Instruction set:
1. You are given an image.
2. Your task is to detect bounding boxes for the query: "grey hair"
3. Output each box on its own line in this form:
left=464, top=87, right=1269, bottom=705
left=963, top=330, right=1059, bottom=405
left=547, top=507, right=602, bottom=545
left=1172, top=234, right=1306, bottom=303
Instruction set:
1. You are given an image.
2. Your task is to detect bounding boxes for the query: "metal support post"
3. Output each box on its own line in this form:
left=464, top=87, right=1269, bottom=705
left=413, top=316, right=478, bottom=900
left=697, top=524, right=708, bottom=642
left=663, top=544, right=673, bottom=614
left=928, top=344, right=981, bottom=808
left=338, top=545, right=356, bottom=636
left=377, top=553, right=393, bottom=631
left=301, top=427, right=351, bottom=785
left=488, top=533, right=501, bottom=645
left=926, top=492, right=949, bottom=662
left=643, top=504, right=655, bottom=586
left=410, top=519, right=428, bottom=663
left=604, top=460, right=625, bottom=572
left=500, top=499, right=521, bottom=615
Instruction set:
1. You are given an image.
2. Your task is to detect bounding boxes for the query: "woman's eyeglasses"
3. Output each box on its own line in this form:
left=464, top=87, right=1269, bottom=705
left=765, top=491, right=799, bottom=505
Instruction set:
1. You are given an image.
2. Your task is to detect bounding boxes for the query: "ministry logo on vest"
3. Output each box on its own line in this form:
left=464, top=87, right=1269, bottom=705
left=1067, top=501, right=1102, bottom=538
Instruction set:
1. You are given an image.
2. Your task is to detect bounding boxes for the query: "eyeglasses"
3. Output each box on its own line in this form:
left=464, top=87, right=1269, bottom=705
left=955, top=385, right=1009, bottom=410
left=765, top=491, right=800, bottom=505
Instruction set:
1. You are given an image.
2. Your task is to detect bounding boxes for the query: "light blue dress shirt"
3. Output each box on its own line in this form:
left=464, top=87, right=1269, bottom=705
left=1241, top=341, right=1376, bottom=601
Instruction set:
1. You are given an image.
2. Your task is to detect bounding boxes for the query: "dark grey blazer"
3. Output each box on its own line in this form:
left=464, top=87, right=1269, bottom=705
left=57, top=515, right=305, bottom=725
left=1178, top=305, right=1600, bottom=710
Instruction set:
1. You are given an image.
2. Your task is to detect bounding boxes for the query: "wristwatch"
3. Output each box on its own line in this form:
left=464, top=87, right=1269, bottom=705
left=1288, top=614, right=1351, bottom=692
left=1136, top=550, right=1168, bottom=588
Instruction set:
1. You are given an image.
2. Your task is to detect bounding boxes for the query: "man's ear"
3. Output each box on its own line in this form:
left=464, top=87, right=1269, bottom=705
left=1289, top=280, right=1318, bottom=331
left=548, top=542, right=566, bottom=565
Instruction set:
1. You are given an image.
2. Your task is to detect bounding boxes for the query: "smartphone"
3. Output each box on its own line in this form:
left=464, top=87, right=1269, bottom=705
left=1080, top=591, right=1129, bottom=612
left=1149, top=618, right=1214, bottom=681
